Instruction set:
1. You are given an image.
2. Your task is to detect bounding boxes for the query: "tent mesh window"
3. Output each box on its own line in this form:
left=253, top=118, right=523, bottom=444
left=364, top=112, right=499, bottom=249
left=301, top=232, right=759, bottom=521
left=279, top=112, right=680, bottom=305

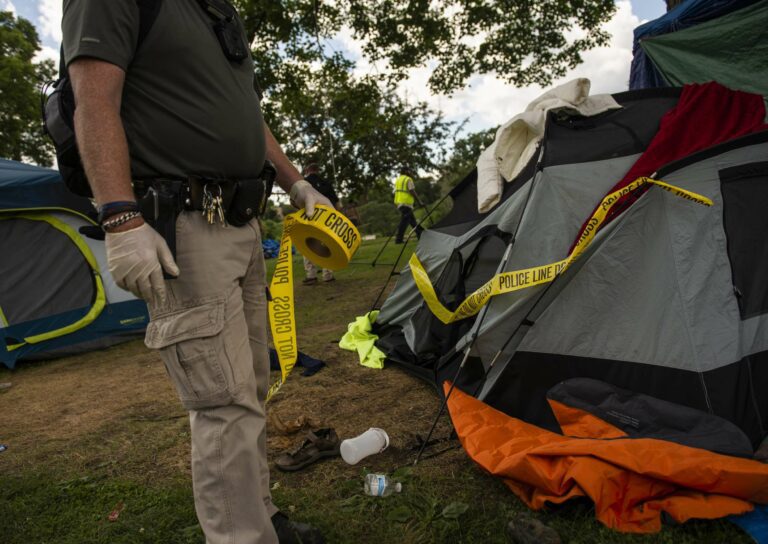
left=409, top=230, right=509, bottom=361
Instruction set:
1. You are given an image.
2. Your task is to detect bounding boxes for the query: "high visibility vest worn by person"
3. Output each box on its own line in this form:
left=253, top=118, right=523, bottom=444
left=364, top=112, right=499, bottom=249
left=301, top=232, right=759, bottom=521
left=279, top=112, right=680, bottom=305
left=393, top=173, right=422, bottom=243
left=394, top=174, right=415, bottom=207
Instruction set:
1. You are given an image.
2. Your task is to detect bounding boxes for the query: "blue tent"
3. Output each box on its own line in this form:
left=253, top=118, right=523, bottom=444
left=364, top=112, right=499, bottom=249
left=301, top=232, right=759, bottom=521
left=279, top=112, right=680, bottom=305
left=629, top=0, right=762, bottom=90
left=0, top=159, right=148, bottom=369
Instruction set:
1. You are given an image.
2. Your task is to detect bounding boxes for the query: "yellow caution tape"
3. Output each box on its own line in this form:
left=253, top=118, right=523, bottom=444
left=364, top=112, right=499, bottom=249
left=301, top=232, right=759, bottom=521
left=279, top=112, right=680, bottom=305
left=267, top=205, right=361, bottom=401
left=410, top=177, right=712, bottom=325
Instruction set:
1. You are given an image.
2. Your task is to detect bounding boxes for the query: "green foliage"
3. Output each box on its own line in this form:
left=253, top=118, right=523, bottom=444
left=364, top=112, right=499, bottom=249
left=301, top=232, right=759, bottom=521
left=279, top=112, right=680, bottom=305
left=261, top=218, right=282, bottom=240
left=231, top=0, right=615, bottom=199
left=363, top=179, right=400, bottom=204
left=257, top=53, right=451, bottom=201
left=356, top=200, right=399, bottom=236
left=236, top=0, right=616, bottom=94
left=0, top=12, right=55, bottom=164
left=352, top=174, right=442, bottom=235
left=332, top=470, right=472, bottom=543
left=262, top=199, right=280, bottom=221
left=279, top=203, right=294, bottom=217
left=270, top=458, right=752, bottom=544
left=0, top=239, right=755, bottom=544
left=414, top=177, right=440, bottom=205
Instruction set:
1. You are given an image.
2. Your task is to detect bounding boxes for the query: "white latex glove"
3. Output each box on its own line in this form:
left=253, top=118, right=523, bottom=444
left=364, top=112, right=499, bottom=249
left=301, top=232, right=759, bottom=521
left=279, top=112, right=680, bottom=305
left=105, top=222, right=179, bottom=304
left=289, top=179, right=334, bottom=216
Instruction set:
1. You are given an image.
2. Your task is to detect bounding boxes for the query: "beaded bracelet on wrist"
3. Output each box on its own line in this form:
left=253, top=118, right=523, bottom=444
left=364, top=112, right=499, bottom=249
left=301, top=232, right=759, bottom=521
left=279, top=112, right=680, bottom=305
left=101, top=211, right=142, bottom=232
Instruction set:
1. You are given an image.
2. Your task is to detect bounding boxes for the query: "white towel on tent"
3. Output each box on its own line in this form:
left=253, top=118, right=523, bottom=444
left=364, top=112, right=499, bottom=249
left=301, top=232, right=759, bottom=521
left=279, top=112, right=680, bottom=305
left=476, top=78, right=621, bottom=212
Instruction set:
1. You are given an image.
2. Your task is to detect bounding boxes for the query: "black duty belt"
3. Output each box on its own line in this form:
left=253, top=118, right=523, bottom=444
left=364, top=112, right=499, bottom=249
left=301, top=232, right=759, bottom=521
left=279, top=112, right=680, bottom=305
left=129, top=162, right=277, bottom=274
left=132, top=162, right=276, bottom=226
left=133, top=176, right=242, bottom=212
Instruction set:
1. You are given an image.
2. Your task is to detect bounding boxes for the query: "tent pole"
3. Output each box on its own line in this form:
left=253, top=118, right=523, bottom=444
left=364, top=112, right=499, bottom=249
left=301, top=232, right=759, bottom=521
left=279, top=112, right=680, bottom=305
left=369, top=235, right=414, bottom=311
left=475, top=191, right=644, bottom=401
left=368, top=193, right=452, bottom=311
left=369, top=231, right=395, bottom=267
left=414, top=344, right=472, bottom=465
left=414, top=239, right=517, bottom=465
left=363, top=192, right=450, bottom=267
left=415, top=191, right=451, bottom=231
left=412, top=149, right=546, bottom=464
left=469, top=298, right=548, bottom=400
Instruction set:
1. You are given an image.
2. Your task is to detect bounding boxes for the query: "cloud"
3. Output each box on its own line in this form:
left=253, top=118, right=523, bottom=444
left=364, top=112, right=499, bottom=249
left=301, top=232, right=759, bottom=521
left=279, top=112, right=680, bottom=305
left=394, top=0, right=641, bottom=135
left=328, top=1, right=641, bottom=135
left=1, top=0, right=17, bottom=14
left=36, top=0, right=62, bottom=43
left=34, top=43, right=59, bottom=64
left=558, top=0, right=638, bottom=94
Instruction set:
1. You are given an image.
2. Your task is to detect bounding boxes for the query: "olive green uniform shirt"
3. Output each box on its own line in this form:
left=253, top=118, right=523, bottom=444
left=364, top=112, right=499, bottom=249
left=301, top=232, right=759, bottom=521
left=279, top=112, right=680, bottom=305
left=62, top=0, right=266, bottom=179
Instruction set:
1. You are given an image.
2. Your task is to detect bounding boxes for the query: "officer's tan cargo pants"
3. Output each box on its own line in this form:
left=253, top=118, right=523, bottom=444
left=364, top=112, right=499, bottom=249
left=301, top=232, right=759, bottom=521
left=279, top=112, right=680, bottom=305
left=145, top=211, right=279, bottom=544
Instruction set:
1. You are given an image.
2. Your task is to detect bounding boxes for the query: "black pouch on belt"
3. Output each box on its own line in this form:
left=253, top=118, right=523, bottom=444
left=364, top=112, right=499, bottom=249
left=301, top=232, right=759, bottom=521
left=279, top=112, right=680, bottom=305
left=137, top=180, right=184, bottom=278
left=225, top=161, right=276, bottom=227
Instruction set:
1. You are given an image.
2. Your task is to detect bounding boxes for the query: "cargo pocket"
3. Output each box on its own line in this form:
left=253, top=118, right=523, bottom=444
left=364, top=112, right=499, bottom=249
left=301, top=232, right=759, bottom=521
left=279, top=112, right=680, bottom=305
left=145, top=295, right=234, bottom=410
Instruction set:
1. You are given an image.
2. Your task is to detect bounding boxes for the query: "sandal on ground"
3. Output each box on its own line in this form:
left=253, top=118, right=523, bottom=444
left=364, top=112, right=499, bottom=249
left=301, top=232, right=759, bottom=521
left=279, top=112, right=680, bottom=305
left=275, top=428, right=341, bottom=472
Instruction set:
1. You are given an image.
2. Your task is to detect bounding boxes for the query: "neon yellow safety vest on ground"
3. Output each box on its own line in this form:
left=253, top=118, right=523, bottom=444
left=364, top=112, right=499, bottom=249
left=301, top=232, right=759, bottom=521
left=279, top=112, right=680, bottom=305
left=394, top=175, right=415, bottom=206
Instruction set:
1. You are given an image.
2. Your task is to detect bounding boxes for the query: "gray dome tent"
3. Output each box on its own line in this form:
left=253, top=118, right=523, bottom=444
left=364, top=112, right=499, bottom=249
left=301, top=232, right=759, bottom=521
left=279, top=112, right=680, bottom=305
left=373, top=84, right=768, bottom=531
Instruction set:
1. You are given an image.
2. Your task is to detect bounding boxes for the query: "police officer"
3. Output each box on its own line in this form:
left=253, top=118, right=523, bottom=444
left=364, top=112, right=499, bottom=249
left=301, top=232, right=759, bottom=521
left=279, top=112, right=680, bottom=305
left=63, top=1, right=328, bottom=542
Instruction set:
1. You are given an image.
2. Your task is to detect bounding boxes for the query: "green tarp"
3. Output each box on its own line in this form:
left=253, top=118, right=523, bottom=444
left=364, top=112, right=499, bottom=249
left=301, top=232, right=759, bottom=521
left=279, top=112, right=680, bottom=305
left=641, top=0, right=768, bottom=96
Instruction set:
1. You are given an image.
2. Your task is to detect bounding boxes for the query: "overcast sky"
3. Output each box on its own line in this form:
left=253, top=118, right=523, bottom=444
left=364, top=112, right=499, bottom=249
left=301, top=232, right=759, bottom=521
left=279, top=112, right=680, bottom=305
left=5, top=0, right=667, bottom=136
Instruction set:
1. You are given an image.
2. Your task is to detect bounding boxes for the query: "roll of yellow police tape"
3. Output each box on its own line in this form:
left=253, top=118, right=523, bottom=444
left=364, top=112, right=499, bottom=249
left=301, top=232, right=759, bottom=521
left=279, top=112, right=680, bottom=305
left=287, top=205, right=361, bottom=270
left=267, top=205, right=360, bottom=401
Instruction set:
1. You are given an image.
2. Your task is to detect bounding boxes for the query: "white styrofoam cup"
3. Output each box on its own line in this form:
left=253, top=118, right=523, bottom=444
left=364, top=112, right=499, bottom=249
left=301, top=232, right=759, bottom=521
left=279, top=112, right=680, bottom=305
left=340, top=427, right=389, bottom=465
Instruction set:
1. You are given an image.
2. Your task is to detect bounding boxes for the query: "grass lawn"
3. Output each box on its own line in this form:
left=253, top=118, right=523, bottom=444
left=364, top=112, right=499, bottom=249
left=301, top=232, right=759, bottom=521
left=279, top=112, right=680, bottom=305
left=0, top=238, right=752, bottom=543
